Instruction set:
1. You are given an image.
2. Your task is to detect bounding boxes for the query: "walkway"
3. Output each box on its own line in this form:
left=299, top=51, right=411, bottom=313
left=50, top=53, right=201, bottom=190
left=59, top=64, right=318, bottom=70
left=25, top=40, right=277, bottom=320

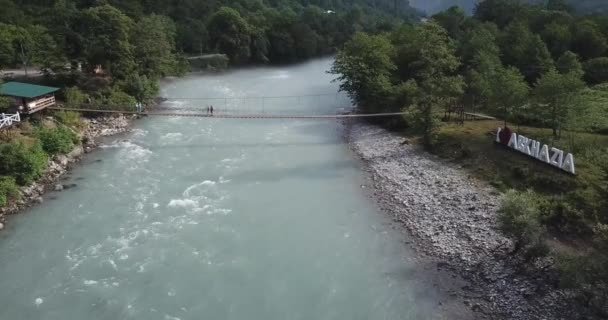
left=48, top=107, right=407, bottom=119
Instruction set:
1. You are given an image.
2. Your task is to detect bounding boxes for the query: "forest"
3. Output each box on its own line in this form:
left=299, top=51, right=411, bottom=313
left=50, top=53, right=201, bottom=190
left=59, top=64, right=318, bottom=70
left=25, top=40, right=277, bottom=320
left=331, top=0, right=608, bottom=313
left=0, top=0, right=419, bottom=107
left=409, top=0, right=608, bottom=15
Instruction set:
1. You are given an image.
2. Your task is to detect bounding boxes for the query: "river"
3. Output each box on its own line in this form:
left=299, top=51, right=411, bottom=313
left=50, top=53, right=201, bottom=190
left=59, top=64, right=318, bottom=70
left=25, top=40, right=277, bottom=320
left=0, top=58, right=448, bottom=319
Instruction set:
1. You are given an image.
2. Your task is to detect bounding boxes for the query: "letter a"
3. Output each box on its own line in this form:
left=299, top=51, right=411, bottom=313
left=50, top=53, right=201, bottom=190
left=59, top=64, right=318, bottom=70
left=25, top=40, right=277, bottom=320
left=562, top=153, right=576, bottom=174
left=508, top=133, right=518, bottom=149
left=550, top=148, right=564, bottom=168
left=539, top=145, right=550, bottom=163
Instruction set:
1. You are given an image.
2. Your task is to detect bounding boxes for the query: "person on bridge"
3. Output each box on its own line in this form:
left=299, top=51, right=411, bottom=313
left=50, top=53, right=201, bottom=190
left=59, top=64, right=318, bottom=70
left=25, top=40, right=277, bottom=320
left=206, top=106, right=210, bottom=114
left=210, top=105, right=214, bottom=115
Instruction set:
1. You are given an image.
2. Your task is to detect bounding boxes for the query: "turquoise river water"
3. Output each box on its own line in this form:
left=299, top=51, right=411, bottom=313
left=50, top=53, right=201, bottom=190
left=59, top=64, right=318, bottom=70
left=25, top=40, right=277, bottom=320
left=0, top=58, right=448, bottom=319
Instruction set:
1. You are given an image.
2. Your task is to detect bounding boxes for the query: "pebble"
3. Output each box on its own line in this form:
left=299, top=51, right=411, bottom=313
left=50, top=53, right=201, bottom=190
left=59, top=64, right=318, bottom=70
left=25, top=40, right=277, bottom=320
left=346, top=121, right=588, bottom=320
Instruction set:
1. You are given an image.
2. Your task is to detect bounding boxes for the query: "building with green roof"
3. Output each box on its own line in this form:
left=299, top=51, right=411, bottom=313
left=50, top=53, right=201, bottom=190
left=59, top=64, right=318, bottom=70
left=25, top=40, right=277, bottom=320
left=0, top=82, right=60, bottom=114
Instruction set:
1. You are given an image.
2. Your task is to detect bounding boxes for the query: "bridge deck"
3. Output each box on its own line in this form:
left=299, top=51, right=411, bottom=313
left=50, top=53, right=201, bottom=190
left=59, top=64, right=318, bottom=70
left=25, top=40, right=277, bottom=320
left=48, top=107, right=407, bottom=119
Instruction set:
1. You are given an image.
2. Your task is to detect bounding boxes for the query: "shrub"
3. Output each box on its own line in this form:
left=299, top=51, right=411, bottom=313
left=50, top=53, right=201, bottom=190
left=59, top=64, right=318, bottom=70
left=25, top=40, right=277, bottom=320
left=498, top=189, right=547, bottom=257
left=64, top=86, right=88, bottom=107
left=0, top=141, right=48, bottom=185
left=0, top=176, right=19, bottom=207
left=584, top=57, right=608, bottom=84
left=105, top=89, right=137, bottom=111
left=35, top=126, right=78, bottom=155
left=54, top=111, right=83, bottom=128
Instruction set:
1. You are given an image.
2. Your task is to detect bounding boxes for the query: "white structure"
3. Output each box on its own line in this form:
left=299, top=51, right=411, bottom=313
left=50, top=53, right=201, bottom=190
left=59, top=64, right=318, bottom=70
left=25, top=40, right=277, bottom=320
left=496, top=127, right=576, bottom=175
left=0, top=112, right=20, bottom=130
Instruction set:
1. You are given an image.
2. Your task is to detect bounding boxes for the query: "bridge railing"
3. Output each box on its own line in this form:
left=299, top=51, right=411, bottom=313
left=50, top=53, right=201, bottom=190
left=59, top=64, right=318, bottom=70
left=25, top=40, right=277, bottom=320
left=161, top=93, right=352, bottom=115
left=0, top=112, right=20, bottom=130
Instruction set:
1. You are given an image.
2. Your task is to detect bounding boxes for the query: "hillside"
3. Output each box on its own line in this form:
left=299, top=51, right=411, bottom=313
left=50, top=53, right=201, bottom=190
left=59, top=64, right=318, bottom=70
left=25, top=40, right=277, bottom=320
left=409, top=0, right=608, bottom=15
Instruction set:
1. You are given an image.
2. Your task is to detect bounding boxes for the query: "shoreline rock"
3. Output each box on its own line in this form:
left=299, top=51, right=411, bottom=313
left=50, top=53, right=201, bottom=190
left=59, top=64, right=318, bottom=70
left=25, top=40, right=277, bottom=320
left=346, top=120, right=594, bottom=320
left=0, top=114, right=136, bottom=223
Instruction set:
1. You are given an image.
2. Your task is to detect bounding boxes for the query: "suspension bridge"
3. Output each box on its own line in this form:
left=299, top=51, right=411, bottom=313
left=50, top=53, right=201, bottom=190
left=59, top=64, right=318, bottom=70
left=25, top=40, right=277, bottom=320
left=44, top=93, right=409, bottom=119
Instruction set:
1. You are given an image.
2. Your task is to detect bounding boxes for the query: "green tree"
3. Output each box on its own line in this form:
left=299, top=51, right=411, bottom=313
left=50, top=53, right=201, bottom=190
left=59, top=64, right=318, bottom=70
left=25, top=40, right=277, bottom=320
left=541, top=21, right=572, bottom=58
left=64, top=87, right=89, bottom=108
left=0, top=141, right=47, bottom=186
left=556, top=51, right=583, bottom=76
left=488, top=66, right=530, bottom=127
left=501, top=20, right=554, bottom=83
left=584, top=57, right=608, bottom=84
left=81, top=5, right=135, bottom=79
left=498, top=190, right=547, bottom=256
left=35, top=126, right=78, bottom=155
left=132, top=15, right=179, bottom=78
left=399, top=22, right=464, bottom=146
left=547, top=0, right=572, bottom=12
left=571, top=20, right=607, bottom=60
left=474, top=0, right=529, bottom=28
left=533, top=68, right=587, bottom=138
left=432, top=6, right=467, bottom=40
left=105, top=89, right=137, bottom=110
left=330, top=32, right=396, bottom=112
left=208, top=7, right=252, bottom=64
left=119, top=73, right=159, bottom=104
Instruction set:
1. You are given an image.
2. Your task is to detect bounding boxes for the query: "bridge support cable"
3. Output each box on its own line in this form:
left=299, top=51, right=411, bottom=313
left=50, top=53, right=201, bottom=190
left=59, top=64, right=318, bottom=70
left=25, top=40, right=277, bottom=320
left=47, top=107, right=406, bottom=119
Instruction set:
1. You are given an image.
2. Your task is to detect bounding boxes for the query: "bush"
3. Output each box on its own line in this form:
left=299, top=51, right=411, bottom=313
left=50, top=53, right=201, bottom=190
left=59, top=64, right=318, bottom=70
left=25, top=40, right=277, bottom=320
left=35, top=126, right=78, bottom=155
left=54, top=111, right=83, bottom=128
left=584, top=57, right=608, bottom=84
left=0, top=176, right=19, bottom=207
left=105, top=89, right=137, bottom=111
left=64, top=86, right=88, bottom=107
left=0, top=141, right=48, bottom=185
left=498, top=189, right=548, bottom=257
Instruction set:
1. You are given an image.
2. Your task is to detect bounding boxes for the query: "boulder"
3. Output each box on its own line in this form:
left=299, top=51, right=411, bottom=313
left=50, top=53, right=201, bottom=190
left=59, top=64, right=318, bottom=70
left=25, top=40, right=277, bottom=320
left=54, top=184, right=64, bottom=191
left=66, top=146, right=84, bottom=160
left=54, top=155, right=69, bottom=167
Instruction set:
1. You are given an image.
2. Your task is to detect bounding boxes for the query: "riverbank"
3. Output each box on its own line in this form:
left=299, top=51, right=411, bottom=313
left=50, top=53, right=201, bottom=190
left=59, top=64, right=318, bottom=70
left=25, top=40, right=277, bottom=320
left=346, top=121, right=594, bottom=320
left=0, top=115, right=135, bottom=228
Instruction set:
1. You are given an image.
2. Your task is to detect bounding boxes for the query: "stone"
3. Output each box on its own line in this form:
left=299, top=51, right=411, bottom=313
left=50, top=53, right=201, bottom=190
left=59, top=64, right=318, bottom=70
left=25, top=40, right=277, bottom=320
left=0, top=222, right=4, bottom=230
left=54, top=184, right=64, bottom=191
left=34, top=197, right=43, bottom=204
left=472, top=303, right=483, bottom=312
left=54, top=155, right=69, bottom=167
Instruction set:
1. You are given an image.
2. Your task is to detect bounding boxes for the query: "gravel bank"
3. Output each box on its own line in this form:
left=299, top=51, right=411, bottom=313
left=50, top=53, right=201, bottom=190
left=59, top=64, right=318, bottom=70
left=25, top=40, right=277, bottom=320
left=347, top=121, right=588, bottom=320
left=0, top=115, right=135, bottom=226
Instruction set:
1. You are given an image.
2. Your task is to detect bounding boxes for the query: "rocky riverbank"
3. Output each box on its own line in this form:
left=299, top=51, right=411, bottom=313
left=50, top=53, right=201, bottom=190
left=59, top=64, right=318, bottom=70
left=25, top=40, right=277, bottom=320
left=0, top=115, right=135, bottom=228
left=347, top=121, right=591, bottom=320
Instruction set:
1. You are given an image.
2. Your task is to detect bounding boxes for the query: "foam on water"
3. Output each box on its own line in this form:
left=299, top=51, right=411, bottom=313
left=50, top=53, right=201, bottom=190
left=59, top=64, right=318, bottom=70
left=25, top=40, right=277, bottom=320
left=167, top=199, right=198, bottom=208
left=0, top=58, right=443, bottom=320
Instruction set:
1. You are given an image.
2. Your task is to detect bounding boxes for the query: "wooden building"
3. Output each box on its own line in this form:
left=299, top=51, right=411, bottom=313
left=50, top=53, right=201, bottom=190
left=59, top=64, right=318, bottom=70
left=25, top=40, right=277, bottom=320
left=0, top=82, right=60, bottom=114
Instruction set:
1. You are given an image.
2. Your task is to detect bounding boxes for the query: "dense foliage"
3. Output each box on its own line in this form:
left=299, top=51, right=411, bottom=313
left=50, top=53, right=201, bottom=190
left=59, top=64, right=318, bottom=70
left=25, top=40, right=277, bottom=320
left=0, top=176, right=19, bottom=207
left=35, top=126, right=78, bottom=155
left=0, top=0, right=420, bottom=110
left=0, top=141, right=47, bottom=186
left=332, top=0, right=608, bottom=310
